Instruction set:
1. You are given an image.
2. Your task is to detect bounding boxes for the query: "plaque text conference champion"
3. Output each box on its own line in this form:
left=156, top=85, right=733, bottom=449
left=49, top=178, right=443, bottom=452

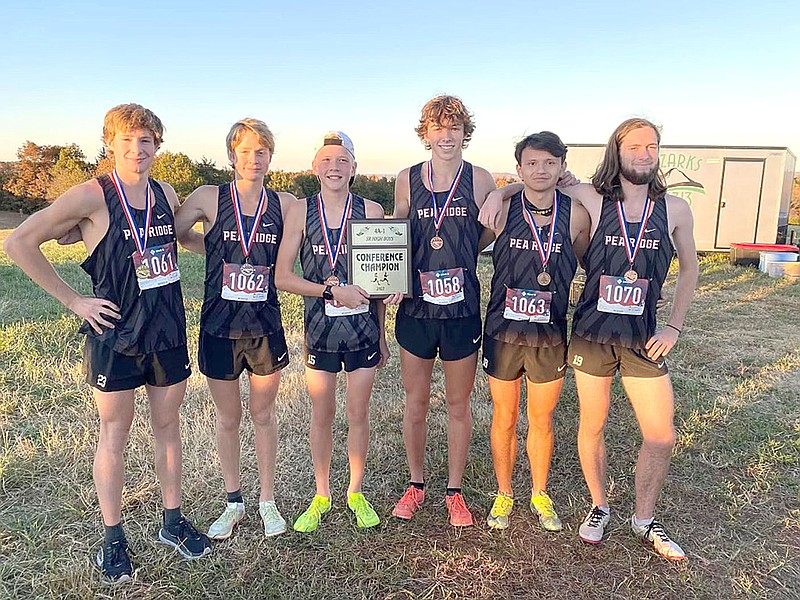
left=347, top=219, right=412, bottom=299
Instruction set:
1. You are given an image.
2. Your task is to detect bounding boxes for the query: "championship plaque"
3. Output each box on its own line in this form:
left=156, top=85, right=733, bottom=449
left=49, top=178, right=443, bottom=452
left=347, top=219, right=412, bottom=298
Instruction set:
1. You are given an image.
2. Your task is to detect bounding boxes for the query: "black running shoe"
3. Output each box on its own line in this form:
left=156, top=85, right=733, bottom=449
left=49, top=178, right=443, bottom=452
left=158, top=516, right=213, bottom=560
left=95, top=538, right=134, bottom=584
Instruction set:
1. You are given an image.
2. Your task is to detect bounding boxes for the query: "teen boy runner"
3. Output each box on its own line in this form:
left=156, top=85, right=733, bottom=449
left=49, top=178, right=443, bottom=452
left=4, top=104, right=211, bottom=584
left=482, top=132, right=589, bottom=531
left=391, top=95, right=496, bottom=527
left=175, top=118, right=294, bottom=539
left=275, top=131, right=398, bottom=531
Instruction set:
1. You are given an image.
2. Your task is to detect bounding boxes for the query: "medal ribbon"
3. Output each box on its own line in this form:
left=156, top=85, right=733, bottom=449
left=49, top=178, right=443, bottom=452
left=317, top=192, right=353, bottom=274
left=230, top=182, right=267, bottom=260
left=616, top=196, right=653, bottom=268
left=112, top=169, right=152, bottom=257
left=426, top=160, right=464, bottom=233
left=521, top=190, right=559, bottom=273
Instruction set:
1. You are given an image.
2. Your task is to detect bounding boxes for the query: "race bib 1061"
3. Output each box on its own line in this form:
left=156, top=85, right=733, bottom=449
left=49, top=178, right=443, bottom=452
left=420, top=268, right=465, bottom=306
left=221, top=263, right=270, bottom=302
left=597, top=275, right=648, bottom=315
left=132, top=243, right=180, bottom=291
left=503, top=288, right=552, bottom=323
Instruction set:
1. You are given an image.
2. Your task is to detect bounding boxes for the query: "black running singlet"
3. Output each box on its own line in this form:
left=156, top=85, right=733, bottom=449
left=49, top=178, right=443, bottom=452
left=399, top=161, right=482, bottom=319
left=80, top=174, right=186, bottom=355
left=200, top=184, right=283, bottom=339
left=300, top=194, right=379, bottom=352
left=572, top=196, right=674, bottom=349
left=484, top=190, right=576, bottom=348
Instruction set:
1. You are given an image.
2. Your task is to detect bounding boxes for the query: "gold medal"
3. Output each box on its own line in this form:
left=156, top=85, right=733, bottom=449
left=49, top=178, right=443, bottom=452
left=136, top=263, right=150, bottom=279
left=325, top=275, right=340, bottom=286
left=240, top=262, right=255, bottom=277
left=430, top=236, right=444, bottom=250
left=537, top=272, right=551, bottom=287
left=624, top=269, right=638, bottom=283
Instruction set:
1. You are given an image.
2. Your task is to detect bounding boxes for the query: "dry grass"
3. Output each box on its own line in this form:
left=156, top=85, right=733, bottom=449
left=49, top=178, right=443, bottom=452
left=1, top=231, right=798, bottom=599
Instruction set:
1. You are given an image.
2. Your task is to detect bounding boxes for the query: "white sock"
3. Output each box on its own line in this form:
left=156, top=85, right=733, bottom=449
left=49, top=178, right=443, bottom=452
left=633, top=513, right=654, bottom=528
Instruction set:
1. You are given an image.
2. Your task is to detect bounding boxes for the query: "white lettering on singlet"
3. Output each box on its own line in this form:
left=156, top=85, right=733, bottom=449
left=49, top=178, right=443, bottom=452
left=311, top=244, right=348, bottom=256
left=603, top=235, right=660, bottom=250
left=122, top=224, right=174, bottom=241
left=508, top=238, right=563, bottom=253
left=416, top=206, right=468, bottom=220
left=222, top=230, right=278, bottom=244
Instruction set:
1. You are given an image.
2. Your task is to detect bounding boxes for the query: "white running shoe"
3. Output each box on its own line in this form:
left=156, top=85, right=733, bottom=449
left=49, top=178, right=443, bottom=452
left=579, top=506, right=610, bottom=544
left=207, top=502, right=245, bottom=540
left=631, top=516, right=686, bottom=561
left=259, top=500, right=287, bottom=537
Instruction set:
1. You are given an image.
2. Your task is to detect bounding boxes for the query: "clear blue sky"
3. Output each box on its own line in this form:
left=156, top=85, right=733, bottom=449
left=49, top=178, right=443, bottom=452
left=2, top=0, right=798, bottom=175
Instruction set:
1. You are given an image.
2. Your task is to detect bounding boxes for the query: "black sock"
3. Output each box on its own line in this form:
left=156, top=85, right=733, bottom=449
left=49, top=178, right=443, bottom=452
left=163, top=507, right=182, bottom=527
left=446, top=487, right=462, bottom=497
left=103, top=523, right=125, bottom=544
left=410, top=482, right=425, bottom=490
left=227, top=490, right=243, bottom=504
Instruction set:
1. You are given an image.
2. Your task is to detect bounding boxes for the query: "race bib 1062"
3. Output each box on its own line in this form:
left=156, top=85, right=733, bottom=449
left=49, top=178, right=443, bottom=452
left=221, top=263, right=270, bottom=302
left=420, top=268, right=465, bottom=305
left=597, top=275, right=648, bottom=315
left=503, top=287, right=552, bottom=323
left=132, top=243, right=180, bottom=290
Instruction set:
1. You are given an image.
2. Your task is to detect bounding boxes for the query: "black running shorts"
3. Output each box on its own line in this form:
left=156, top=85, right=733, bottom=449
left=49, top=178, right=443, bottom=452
left=83, top=337, right=191, bottom=392
left=482, top=336, right=568, bottom=383
left=567, top=335, right=669, bottom=378
left=199, top=329, right=289, bottom=380
left=304, top=341, right=381, bottom=373
left=395, top=311, right=482, bottom=361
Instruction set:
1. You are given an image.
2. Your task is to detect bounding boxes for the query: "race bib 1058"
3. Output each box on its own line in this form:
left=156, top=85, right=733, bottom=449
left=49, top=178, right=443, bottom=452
left=420, top=268, right=465, bottom=305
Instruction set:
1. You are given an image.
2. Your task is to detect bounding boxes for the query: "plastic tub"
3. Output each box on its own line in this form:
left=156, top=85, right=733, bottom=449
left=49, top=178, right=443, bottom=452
left=759, top=251, right=798, bottom=273
left=730, top=243, right=798, bottom=266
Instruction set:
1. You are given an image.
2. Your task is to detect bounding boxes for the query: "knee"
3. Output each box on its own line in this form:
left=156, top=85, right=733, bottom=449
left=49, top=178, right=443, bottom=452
left=528, top=411, right=554, bottom=435
left=492, top=408, right=518, bottom=433
left=404, top=398, right=429, bottom=425
left=346, top=403, right=369, bottom=426
left=98, top=420, right=131, bottom=452
left=151, top=410, right=180, bottom=436
left=447, top=397, right=472, bottom=421
left=642, top=429, right=676, bottom=454
left=249, top=403, right=275, bottom=429
left=311, top=403, right=336, bottom=428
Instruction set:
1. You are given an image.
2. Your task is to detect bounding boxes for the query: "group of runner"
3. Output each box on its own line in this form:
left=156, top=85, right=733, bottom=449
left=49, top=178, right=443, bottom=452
left=3, top=96, right=698, bottom=585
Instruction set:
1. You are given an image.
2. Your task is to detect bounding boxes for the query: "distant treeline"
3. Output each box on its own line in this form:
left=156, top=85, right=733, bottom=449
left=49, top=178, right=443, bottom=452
left=0, top=141, right=396, bottom=214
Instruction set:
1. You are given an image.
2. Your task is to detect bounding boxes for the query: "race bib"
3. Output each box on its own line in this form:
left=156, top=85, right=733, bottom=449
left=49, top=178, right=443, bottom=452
left=132, top=243, right=180, bottom=291
left=420, top=268, right=465, bottom=305
left=221, top=263, right=270, bottom=302
left=597, top=275, right=648, bottom=315
left=324, top=283, right=369, bottom=317
left=503, top=288, right=552, bottom=323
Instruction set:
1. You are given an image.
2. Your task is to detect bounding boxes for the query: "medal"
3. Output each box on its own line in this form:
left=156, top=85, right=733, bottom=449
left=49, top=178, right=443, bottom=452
left=136, top=263, right=150, bottom=279
left=231, top=181, right=267, bottom=263
left=616, top=197, right=653, bottom=282
left=317, top=192, right=353, bottom=286
left=112, top=169, right=153, bottom=264
left=240, top=262, right=256, bottom=277
left=521, top=190, right=559, bottom=288
left=426, top=160, right=464, bottom=248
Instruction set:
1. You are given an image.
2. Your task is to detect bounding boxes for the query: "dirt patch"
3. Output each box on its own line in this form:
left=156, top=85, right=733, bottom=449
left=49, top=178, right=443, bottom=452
left=0, top=211, right=29, bottom=229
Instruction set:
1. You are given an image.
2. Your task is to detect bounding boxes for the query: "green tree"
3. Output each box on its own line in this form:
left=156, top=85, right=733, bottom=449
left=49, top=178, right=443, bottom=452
left=47, top=146, right=92, bottom=200
left=351, top=175, right=394, bottom=214
left=196, top=157, right=231, bottom=186
left=3, top=141, right=62, bottom=200
left=150, top=152, right=203, bottom=201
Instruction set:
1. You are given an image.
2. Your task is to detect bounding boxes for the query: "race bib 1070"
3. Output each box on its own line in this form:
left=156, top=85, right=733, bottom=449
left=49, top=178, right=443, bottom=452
left=597, top=275, right=648, bottom=315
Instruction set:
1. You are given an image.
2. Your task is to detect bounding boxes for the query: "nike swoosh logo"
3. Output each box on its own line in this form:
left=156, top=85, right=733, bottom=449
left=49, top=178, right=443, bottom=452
left=644, top=228, right=656, bottom=234
left=262, top=222, right=275, bottom=228
left=367, top=352, right=377, bottom=360
left=452, top=196, right=463, bottom=203
left=277, top=352, right=287, bottom=361
left=558, top=364, right=567, bottom=372
left=157, top=213, right=167, bottom=220
left=657, top=361, right=665, bottom=368
left=184, top=363, right=191, bottom=370
left=472, top=336, right=481, bottom=344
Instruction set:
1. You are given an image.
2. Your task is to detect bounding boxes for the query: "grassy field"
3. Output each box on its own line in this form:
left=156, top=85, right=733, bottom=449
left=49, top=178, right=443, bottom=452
left=0, top=230, right=798, bottom=599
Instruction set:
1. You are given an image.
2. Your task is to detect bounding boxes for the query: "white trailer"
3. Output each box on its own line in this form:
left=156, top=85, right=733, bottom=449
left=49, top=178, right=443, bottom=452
left=564, top=145, right=796, bottom=252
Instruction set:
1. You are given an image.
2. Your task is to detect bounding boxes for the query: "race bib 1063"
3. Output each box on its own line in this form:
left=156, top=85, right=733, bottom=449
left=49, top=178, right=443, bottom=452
left=420, top=268, right=465, bottom=305
left=221, top=263, right=270, bottom=302
left=132, top=243, right=180, bottom=290
left=503, top=288, right=552, bottom=323
left=597, top=275, right=648, bottom=315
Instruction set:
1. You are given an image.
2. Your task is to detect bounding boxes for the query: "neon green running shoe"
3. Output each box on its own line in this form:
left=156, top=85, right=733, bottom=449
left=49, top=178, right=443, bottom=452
left=530, top=491, right=563, bottom=532
left=293, top=495, right=331, bottom=533
left=487, top=493, right=514, bottom=530
left=347, top=492, right=380, bottom=529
